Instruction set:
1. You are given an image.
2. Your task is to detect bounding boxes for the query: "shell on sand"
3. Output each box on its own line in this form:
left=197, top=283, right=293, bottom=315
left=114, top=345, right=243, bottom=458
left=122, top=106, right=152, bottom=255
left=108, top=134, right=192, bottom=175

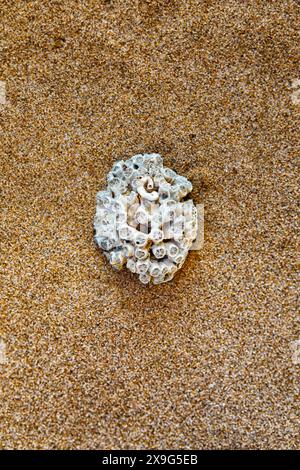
left=94, top=154, right=198, bottom=284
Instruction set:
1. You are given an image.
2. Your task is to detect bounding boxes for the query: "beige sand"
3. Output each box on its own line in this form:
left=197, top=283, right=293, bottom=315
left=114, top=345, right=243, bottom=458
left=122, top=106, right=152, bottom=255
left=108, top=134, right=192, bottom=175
left=0, top=0, right=299, bottom=449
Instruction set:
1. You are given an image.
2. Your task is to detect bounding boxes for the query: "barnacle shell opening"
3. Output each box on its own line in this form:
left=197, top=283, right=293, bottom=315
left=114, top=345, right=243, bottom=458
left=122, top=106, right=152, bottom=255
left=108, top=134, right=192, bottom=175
left=94, top=154, right=198, bottom=285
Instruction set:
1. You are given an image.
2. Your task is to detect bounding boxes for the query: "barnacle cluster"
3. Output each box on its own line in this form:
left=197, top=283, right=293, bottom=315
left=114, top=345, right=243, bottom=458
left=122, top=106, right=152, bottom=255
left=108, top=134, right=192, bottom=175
left=94, top=154, right=197, bottom=284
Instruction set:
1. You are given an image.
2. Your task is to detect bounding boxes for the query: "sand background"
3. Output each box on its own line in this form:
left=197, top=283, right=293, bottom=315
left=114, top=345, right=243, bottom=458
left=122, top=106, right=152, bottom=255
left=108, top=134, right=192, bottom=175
left=0, top=0, right=299, bottom=449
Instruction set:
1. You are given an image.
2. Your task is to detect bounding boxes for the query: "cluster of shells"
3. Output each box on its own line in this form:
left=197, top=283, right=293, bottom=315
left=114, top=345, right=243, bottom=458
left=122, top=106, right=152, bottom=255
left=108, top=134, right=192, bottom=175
left=94, top=154, right=198, bottom=284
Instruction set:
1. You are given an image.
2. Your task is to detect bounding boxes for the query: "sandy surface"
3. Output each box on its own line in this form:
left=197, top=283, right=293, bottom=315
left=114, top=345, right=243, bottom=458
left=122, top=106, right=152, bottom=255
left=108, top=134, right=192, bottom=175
left=0, top=0, right=299, bottom=449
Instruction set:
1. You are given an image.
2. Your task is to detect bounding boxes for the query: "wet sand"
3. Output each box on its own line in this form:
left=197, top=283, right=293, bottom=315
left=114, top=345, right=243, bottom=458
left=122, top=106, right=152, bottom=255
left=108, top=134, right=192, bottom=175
left=0, top=0, right=299, bottom=449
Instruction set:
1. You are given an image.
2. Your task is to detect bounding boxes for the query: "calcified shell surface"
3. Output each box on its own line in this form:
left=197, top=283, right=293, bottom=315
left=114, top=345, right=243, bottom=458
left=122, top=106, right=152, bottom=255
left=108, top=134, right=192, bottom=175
left=94, top=154, right=197, bottom=284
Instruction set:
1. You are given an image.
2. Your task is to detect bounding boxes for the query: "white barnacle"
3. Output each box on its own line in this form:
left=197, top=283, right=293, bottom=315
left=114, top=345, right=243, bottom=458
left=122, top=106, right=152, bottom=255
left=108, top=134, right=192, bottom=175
left=94, top=153, right=199, bottom=284
left=139, top=273, right=151, bottom=284
left=153, top=274, right=165, bottom=284
left=126, top=258, right=137, bottom=273
left=122, top=242, right=135, bottom=258
left=149, top=228, right=164, bottom=244
left=136, top=258, right=150, bottom=274
left=152, top=242, right=167, bottom=259
left=111, top=160, right=125, bottom=179
left=135, top=247, right=149, bottom=260
left=95, top=235, right=113, bottom=251
left=118, top=224, right=133, bottom=240
left=165, top=241, right=179, bottom=259
left=158, top=181, right=172, bottom=201
left=149, top=260, right=162, bottom=277
left=96, top=190, right=113, bottom=208
left=109, top=250, right=126, bottom=270
left=135, top=206, right=150, bottom=225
